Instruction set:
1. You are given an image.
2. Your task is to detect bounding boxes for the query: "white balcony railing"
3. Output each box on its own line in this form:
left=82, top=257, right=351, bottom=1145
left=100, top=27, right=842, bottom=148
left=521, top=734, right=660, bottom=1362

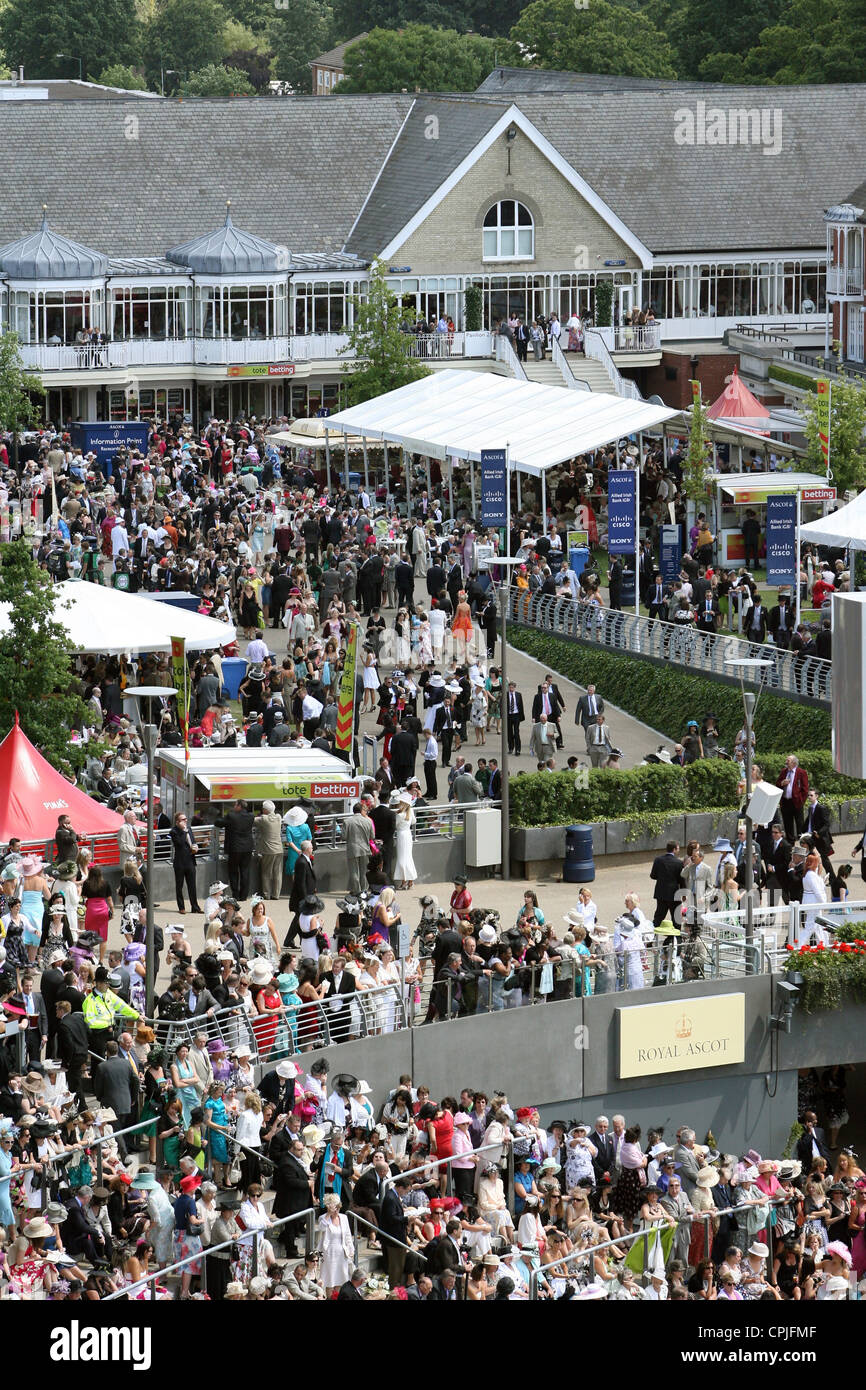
left=21, top=343, right=127, bottom=371
left=612, top=323, right=661, bottom=351
left=288, top=332, right=351, bottom=361
left=826, top=265, right=863, bottom=297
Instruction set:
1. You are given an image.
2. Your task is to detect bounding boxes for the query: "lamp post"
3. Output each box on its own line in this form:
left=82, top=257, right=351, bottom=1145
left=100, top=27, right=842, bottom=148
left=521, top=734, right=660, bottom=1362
left=126, top=686, right=169, bottom=1016
left=56, top=53, right=83, bottom=80
left=725, top=657, right=771, bottom=972
left=160, top=67, right=178, bottom=96
left=490, top=555, right=529, bottom=881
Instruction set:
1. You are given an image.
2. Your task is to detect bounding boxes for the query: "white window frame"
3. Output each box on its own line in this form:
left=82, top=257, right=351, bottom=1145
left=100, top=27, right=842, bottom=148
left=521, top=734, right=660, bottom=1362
left=482, top=200, right=535, bottom=263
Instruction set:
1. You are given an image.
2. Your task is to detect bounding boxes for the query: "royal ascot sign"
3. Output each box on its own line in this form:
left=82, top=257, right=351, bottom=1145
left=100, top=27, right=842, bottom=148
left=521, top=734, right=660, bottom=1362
left=617, top=992, right=745, bottom=1079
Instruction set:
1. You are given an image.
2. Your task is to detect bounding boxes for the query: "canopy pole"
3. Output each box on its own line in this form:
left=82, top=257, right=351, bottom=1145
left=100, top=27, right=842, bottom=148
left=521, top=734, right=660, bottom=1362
left=516, top=467, right=522, bottom=512
left=404, top=448, right=411, bottom=519
left=383, top=441, right=389, bottom=506
left=795, top=488, right=802, bottom=630
left=425, top=456, right=432, bottom=504
left=634, top=459, right=640, bottom=617
left=449, top=460, right=454, bottom=520
left=470, top=456, right=476, bottom=515
left=615, top=439, right=621, bottom=469
left=363, top=439, right=369, bottom=494
left=325, top=434, right=331, bottom=495
left=343, top=430, right=350, bottom=493
left=541, top=470, right=547, bottom=535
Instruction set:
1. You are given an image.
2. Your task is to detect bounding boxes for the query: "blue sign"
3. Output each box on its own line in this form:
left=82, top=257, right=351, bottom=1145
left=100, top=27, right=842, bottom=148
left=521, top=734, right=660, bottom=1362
left=660, top=524, right=682, bottom=586
left=607, top=470, right=636, bottom=554
left=765, top=493, right=797, bottom=588
left=69, top=422, right=150, bottom=467
left=480, top=449, right=507, bottom=527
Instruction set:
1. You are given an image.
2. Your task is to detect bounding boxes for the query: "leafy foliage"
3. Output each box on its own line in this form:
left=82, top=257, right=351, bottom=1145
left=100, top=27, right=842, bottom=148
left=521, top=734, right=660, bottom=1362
left=337, top=24, right=505, bottom=93
left=509, top=0, right=678, bottom=79
left=97, top=64, right=148, bottom=90
left=341, top=260, right=430, bottom=406
left=509, top=759, right=741, bottom=827
left=144, top=0, right=227, bottom=82
left=0, top=542, right=90, bottom=773
left=181, top=63, right=256, bottom=96
left=784, top=938, right=866, bottom=1013
left=464, top=284, right=483, bottom=332
left=0, top=333, right=44, bottom=437
left=268, top=0, right=334, bottom=92
left=802, top=375, right=866, bottom=495
left=508, top=628, right=833, bottom=753
left=769, top=366, right=820, bottom=394
left=594, top=279, right=613, bottom=328
left=0, top=0, right=141, bottom=80
left=683, top=395, right=710, bottom=504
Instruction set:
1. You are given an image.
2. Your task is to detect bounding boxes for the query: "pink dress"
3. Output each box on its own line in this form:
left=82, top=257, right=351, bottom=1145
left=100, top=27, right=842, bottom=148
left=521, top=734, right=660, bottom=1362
left=84, top=892, right=111, bottom=943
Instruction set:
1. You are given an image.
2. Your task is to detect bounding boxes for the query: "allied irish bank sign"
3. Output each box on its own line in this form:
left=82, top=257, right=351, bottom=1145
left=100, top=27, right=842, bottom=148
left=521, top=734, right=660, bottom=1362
left=618, top=993, right=745, bottom=1079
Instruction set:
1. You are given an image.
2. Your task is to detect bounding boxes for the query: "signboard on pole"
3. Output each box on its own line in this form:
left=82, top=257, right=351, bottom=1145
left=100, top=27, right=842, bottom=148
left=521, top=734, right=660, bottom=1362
left=660, top=524, right=682, bottom=586
left=336, top=622, right=359, bottom=759
left=567, top=529, right=589, bottom=550
left=815, top=378, right=831, bottom=475
left=607, top=471, right=636, bottom=554
left=226, top=363, right=296, bottom=378
left=689, top=379, right=702, bottom=404
left=765, top=494, right=797, bottom=589
left=170, top=636, right=190, bottom=763
left=479, top=449, right=507, bottom=527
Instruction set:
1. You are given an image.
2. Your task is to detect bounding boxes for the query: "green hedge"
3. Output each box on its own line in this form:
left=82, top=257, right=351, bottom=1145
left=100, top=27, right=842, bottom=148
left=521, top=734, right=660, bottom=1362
left=758, top=751, right=866, bottom=800
left=509, top=630, right=831, bottom=753
left=768, top=365, right=820, bottom=394
left=510, top=760, right=742, bottom=828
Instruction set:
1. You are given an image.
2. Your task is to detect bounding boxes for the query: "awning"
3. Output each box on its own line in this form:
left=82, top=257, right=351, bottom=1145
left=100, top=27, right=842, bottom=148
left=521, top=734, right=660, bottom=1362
left=321, top=369, right=679, bottom=477
left=799, top=488, right=866, bottom=549
left=710, top=471, right=835, bottom=502
left=0, top=580, right=236, bottom=655
left=158, top=746, right=360, bottom=801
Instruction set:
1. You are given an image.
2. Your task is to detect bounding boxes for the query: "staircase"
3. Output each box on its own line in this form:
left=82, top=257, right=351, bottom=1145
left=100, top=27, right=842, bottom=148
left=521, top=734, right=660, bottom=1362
left=522, top=352, right=616, bottom=394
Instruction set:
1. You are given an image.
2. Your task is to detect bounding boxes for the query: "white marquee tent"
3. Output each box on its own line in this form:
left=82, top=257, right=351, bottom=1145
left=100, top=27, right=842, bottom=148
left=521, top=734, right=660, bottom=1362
left=322, top=369, right=679, bottom=478
left=0, top=581, right=236, bottom=654
left=799, top=488, right=866, bottom=550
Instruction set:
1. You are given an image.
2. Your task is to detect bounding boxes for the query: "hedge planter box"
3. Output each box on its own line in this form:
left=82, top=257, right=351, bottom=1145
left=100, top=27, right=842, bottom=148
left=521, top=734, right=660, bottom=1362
left=510, top=826, right=567, bottom=863
left=840, top=798, right=866, bottom=834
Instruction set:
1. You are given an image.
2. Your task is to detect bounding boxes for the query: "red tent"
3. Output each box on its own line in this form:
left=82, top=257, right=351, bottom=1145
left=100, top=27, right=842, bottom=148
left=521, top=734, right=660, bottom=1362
left=706, top=366, right=771, bottom=432
left=0, top=715, right=124, bottom=854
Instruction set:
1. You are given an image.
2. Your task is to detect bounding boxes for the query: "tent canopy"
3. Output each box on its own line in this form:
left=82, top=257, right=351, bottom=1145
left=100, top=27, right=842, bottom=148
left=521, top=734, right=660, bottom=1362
left=266, top=420, right=370, bottom=450
left=0, top=581, right=236, bottom=655
left=707, top=366, right=771, bottom=431
left=711, top=471, right=833, bottom=499
left=799, top=488, right=866, bottom=549
left=322, top=369, right=679, bottom=477
left=0, top=715, right=124, bottom=846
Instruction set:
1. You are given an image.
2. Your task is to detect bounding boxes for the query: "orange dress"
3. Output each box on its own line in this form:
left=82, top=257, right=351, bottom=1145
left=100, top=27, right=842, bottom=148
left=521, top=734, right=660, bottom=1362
left=452, top=601, right=473, bottom=637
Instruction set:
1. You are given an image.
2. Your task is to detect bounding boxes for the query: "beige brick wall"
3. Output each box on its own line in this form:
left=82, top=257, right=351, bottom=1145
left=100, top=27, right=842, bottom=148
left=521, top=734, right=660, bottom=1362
left=388, top=130, right=640, bottom=275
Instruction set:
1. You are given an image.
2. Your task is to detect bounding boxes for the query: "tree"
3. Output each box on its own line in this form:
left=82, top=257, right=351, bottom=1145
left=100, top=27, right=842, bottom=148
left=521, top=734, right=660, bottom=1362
left=509, top=0, right=678, bottom=78
left=331, top=0, right=472, bottom=37
left=683, top=394, right=711, bottom=507
left=97, top=63, right=148, bottom=90
left=0, top=542, right=91, bottom=773
left=0, top=0, right=141, bottom=81
left=341, top=260, right=430, bottom=406
left=268, top=0, right=334, bottom=91
left=676, top=0, right=786, bottom=76
left=594, top=279, right=613, bottom=328
left=687, top=0, right=866, bottom=83
left=337, top=24, right=506, bottom=93
left=464, top=283, right=483, bottom=332
left=221, top=18, right=274, bottom=87
left=143, top=0, right=228, bottom=82
left=181, top=63, right=256, bottom=95
left=0, top=333, right=44, bottom=466
left=803, top=376, right=866, bottom=496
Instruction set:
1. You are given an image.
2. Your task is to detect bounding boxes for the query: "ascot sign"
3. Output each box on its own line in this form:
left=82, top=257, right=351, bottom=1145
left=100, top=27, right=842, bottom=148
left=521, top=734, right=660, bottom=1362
left=618, top=992, right=745, bottom=1078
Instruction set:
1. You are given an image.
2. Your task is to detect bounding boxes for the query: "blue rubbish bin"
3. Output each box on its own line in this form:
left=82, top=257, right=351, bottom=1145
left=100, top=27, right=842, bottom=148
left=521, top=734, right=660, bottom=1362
left=569, top=545, right=590, bottom=581
left=221, top=657, right=247, bottom=701
left=563, top=824, right=595, bottom=883
left=620, top=567, right=636, bottom=609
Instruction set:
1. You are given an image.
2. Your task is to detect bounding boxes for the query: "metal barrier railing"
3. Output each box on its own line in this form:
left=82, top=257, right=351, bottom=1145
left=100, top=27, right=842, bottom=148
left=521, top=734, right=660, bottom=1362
left=551, top=335, right=589, bottom=391
left=495, top=333, right=527, bottom=381
left=526, top=1193, right=823, bottom=1300
left=102, top=1205, right=321, bottom=1301
left=309, top=800, right=501, bottom=850
left=702, top=897, right=866, bottom=954
left=508, top=590, right=832, bottom=704
left=0, top=824, right=218, bottom=870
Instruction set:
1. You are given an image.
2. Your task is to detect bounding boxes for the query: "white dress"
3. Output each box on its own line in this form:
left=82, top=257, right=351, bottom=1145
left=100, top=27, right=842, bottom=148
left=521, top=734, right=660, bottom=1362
left=248, top=914, right=276, bottom=964
left=395, top=810, right=417, bottom=883
left=800, top=870, right=828, bottom=945
left=317, top=1212, right=354, bottom=1288
left=378, top=960, right=402, bottom=1033
left=362, top=652, right=380, bottom=690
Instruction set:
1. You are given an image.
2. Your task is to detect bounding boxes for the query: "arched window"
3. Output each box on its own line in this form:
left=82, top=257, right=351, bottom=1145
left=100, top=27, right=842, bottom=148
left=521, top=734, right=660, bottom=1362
left=483, top=200, right=534, bottom=260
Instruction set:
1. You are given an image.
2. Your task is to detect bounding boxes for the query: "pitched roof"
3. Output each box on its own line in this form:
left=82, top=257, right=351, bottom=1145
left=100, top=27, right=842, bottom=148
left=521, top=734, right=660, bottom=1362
left=476, top=66, right=711, bottom=94
left=344, top=95, right=508, bottom=258
left=0, top=96, right=412, bottom=258
left=309, top=34, right=369, bottom=69
left=167, top=206, right=289, bottom=274
left=0, top=210, right=108, bottom=278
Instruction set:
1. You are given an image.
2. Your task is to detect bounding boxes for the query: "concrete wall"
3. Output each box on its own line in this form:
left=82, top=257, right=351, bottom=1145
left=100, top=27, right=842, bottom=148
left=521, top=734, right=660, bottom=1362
left=392, top=131, right=640, bottom=276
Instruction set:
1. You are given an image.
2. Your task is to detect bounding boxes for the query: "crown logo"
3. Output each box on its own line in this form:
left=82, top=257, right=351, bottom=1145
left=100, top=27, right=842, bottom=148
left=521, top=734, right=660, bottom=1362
left=674, top=1014, right=692, bottom=1039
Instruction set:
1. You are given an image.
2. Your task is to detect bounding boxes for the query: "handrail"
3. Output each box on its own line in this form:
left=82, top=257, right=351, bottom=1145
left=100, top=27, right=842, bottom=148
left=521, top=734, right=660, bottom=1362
left=583, top=329, right=643, bottom=401
left=494, top=333, right=527, bottom=381
left=347, top=1208, right=427, bottom=1265
left=309, top=799, right=501, bottom=849
left=102, top=1204, right=321, bottom=1300
left=397, top=1138, right=511, bottom=1188
left=507, top=589, right=832, bottom=705
left=551, top=334, right=589, bottom=390
left=527, top=1194, right=797, bottom=1300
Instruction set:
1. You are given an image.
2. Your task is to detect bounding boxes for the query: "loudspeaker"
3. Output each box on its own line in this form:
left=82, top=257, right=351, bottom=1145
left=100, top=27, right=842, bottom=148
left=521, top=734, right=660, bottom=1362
left=746, top=780, right=783, bottom=827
